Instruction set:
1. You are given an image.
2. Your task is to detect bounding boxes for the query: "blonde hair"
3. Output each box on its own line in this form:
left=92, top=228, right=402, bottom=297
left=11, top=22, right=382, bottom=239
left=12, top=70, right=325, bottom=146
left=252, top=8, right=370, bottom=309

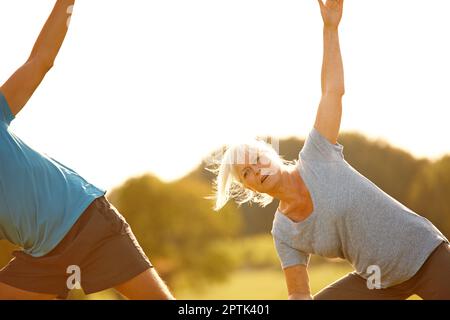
left=209, top=140, right=291, bottom=211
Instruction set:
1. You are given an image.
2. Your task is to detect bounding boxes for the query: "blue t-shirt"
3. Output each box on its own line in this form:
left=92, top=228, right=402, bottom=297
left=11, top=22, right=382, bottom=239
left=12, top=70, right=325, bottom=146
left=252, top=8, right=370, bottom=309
left=0, top=92, right=105, bottom=257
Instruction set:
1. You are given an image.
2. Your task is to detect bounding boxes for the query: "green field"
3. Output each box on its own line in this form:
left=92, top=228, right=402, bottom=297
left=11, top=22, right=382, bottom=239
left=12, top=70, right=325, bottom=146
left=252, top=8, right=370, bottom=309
left=174, top=263, right=353, bottom=300
left=81, top=264, right=421, bottom=300
left=71, top=263, right=353, bottom=300
left=74, top=235, right=420, bottom=300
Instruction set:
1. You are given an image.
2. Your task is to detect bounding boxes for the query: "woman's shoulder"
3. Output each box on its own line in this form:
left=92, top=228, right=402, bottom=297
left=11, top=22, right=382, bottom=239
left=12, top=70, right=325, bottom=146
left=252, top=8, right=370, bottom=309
left=299, top=128, right=345, bottom=163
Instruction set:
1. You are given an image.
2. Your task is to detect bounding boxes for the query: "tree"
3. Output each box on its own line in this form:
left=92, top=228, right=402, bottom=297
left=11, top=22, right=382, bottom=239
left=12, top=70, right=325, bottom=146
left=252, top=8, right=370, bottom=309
left=340, top=132, right=429, bottom=205
left=408, top=156, right=450, bottom=238
left=107, top=174, right=242, bottom=290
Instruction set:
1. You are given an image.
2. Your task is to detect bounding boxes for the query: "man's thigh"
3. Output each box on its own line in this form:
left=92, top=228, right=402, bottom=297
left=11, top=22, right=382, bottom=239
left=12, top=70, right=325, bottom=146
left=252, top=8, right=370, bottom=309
left=114, top=268, right=174, bottom=300
left=0, top=282, right=57, bottom=300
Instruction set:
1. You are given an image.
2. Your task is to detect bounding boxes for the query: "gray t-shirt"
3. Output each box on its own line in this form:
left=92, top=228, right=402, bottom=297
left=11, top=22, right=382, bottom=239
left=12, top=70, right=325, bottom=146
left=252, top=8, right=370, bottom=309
left=271, top=128, right=448, bottom=288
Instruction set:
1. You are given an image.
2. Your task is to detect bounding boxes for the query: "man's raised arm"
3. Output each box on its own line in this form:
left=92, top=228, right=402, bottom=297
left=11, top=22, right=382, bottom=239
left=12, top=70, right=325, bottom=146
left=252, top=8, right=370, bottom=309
left=0, top=0, right=75, bottom=116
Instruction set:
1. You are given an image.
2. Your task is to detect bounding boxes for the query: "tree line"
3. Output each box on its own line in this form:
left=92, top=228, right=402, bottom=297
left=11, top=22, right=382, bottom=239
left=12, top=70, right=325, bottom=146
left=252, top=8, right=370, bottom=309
left=1, top=132, right=448, bottom=289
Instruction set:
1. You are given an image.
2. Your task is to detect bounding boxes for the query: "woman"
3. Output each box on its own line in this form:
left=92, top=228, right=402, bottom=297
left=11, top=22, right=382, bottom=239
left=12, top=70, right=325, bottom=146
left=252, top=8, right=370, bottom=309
left=212, top=0, right=450, bottom=300
left=0, top=0, right=173, bottom=300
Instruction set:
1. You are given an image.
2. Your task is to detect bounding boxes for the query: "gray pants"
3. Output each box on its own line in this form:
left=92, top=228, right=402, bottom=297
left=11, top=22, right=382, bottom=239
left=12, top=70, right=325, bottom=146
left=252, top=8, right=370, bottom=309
left=315, top=242, right=450, bottom=300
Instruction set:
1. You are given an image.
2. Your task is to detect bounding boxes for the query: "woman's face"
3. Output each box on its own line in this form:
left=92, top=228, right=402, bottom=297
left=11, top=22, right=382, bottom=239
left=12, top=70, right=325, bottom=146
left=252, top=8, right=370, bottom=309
left=233, top=148, right=282, bottom=194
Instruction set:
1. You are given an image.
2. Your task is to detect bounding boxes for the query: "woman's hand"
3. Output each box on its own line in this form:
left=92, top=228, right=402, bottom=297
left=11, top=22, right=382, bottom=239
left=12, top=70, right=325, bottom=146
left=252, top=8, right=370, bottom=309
left=289, top=293, right=313, bottom=300
left=317, top=0, right=344, bottom=30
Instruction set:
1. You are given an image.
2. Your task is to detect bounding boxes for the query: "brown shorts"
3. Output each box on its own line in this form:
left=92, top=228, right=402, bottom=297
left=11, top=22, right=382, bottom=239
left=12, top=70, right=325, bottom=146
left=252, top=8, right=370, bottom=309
left=0, top=196, right=153, bottom=299
left=314, top=241, right=450, bottom=300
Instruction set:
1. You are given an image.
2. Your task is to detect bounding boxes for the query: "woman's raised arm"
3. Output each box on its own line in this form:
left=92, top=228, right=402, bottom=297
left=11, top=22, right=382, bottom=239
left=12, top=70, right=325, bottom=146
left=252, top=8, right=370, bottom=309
left=0, top=0, right=75, bottom=116
left=314, top=0, right=345, bottom=144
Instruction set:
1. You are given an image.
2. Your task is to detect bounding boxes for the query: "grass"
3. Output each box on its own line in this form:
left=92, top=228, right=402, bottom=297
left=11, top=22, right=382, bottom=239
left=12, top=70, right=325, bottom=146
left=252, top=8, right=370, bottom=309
left=75, top=264, right=421, bottom=300
left=66, top=234, right=421, bottom=300
left=71, top=264, right=352, bottom=300
left=174, top=263, right=352, bottom=300
left=173, top=234, right=422, bottom=300
left=174, top=265, right=422, bottom=300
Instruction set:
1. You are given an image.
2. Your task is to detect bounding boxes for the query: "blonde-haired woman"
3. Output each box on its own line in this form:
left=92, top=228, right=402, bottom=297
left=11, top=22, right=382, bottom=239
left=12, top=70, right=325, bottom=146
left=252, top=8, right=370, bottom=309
left=212, top=0, right=450, bottom=300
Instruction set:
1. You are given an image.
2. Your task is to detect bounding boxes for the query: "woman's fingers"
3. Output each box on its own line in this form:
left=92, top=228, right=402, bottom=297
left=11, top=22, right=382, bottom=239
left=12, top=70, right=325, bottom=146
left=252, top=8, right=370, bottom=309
left=323, top=0, right=343, bottom=10
left=318, top=0, right=344, bottom=28
left=317, top=0, right=325, bottom=9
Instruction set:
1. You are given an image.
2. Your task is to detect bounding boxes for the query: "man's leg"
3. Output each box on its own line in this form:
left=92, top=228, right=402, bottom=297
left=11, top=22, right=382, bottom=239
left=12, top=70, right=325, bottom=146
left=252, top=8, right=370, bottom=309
left=0, top=282, right=57, bottom=300
left=114, top=268, right=174, bottom=300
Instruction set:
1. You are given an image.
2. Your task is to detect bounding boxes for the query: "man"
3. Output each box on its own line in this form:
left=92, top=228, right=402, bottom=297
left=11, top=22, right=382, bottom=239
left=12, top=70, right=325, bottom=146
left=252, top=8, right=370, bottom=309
left=0, top=0, right=174, bottom=300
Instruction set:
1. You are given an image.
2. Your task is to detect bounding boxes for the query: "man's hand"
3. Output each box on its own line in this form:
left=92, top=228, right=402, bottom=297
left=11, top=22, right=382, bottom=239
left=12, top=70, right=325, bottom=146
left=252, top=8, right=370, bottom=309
left=317, top=0, right=344, bottom=30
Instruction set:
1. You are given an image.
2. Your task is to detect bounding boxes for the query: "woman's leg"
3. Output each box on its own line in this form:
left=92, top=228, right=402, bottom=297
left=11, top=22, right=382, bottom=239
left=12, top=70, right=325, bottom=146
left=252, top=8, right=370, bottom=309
left=0, top=282, right=57, bottom=300
left=314, top=272, right=411, bottom=300
left=114, top=268, right=174, bottom=300
left=413, top=242, right=450, bottom=300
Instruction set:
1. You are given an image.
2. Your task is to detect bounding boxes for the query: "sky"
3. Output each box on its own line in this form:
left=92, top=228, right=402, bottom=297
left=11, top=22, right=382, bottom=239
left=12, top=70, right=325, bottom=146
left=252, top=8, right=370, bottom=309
left=0, top=0, right=449, bottom=191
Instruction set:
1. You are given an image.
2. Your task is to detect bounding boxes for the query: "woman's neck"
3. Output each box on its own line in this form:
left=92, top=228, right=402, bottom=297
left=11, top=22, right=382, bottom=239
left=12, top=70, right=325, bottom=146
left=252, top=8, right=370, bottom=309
left=275, top=167, right=314, bottom=220
left=270, top=166, right=307, bottom=205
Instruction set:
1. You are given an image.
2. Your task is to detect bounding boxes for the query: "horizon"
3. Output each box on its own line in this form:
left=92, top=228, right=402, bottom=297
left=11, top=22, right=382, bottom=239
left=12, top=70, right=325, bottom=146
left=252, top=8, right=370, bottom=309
left=107, top=129, right=448, bottom=190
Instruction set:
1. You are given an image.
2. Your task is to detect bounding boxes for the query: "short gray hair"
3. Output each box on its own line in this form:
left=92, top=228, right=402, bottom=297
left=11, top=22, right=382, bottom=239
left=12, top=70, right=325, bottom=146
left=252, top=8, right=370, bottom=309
left=209, top=140, right=289, bottom=211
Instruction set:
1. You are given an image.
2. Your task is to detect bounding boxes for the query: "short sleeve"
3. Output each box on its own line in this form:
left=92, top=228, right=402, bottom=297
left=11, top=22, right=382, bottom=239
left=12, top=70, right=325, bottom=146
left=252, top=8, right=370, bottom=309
left=273, top=236, right=310, bottom=269
left=300, top=128, right=344, bottom=162
left=0, top=92, right=15, bottom=125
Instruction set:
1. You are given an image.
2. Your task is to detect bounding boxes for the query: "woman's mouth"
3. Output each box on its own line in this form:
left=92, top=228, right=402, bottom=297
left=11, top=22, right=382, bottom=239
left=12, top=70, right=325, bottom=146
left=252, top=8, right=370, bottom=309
left=261, top=175, right=269, bottom=184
